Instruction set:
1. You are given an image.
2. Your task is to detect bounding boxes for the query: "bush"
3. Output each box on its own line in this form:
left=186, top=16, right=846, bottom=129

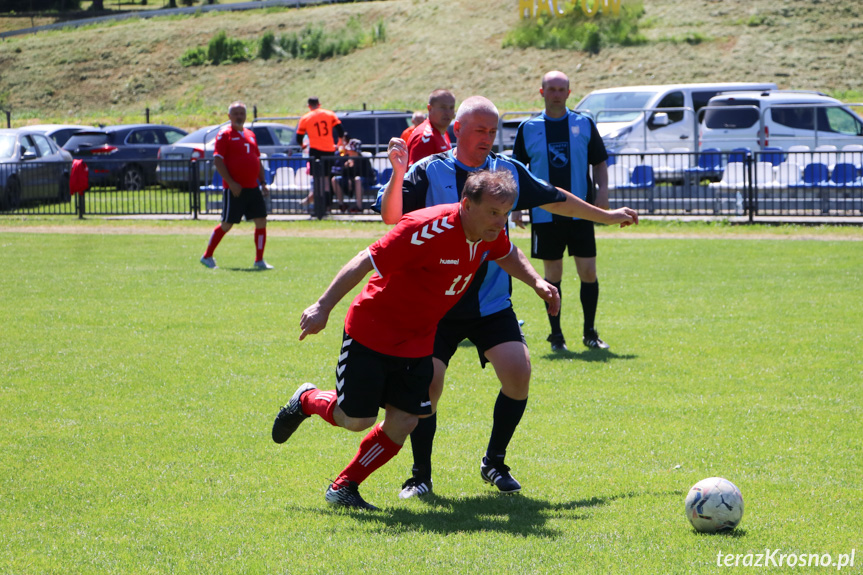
left=180, top=30, right=253, bottom=67
left=503, top=0, right=646, bottom=54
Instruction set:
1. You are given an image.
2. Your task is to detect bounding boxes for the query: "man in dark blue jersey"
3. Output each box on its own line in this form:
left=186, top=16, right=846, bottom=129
left=513, top=70, right=611, bottom=352
left=378, top=96, right=637, bottom=499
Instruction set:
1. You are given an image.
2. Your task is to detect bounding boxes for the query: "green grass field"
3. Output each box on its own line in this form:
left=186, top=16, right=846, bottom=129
left=1, top=222, right=861, bottom=574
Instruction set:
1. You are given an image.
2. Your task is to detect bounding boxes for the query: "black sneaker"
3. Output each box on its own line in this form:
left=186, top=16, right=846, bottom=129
left=325, top=481, right=379, bottom=511
left=272, top=382, right=316, bottom=444
left=583, top=329, right=610, bottom=349
left=398, top=476, right=434, bottom=499
left=480, top=457, right=522, bottom=494
left=547, top=333, right=568, bottom=352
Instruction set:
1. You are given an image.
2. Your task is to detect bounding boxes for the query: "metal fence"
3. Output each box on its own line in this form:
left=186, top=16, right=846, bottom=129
left=3, top=152, right=862, bottom=220
left=0, top=155, right=391, bottom=219
left=607, top=149, right=863, bottom=219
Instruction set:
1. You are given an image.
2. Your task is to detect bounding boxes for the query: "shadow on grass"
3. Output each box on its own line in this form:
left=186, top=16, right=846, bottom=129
left=539, top=348, right=637, bottom=363
left=307, top=490, right=678, bottom=538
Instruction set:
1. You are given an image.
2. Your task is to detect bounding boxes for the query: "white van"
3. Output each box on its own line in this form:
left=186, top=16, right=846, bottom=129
left=699, top=90, right=863, bottom=152
left=573, top=82, right=777, bottom=153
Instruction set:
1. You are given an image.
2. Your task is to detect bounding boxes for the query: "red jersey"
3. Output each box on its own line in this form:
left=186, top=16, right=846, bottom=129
left=297, top=108, right=341, bottom=153
left=407, top=119, right=451, bottom=165
left=345, top=203, right=512, bottom=358
left=213, top=126, right=261, bottom=189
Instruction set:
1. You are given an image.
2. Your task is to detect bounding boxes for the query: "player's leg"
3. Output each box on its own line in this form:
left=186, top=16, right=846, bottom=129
left=245, top=187, right=272, bottom=269
left=201, top=190, right=236, bottom=267
left=531, top=222, right=567, bottom=351
left=571, top=221, right=607, bottom=349
left=470, top=309, right=528, bottom=494
left=352, top=176, right=364, bottom=211
left=399, top=321, right=462, bottom=499
left=328, top=354, right=432, bottom=510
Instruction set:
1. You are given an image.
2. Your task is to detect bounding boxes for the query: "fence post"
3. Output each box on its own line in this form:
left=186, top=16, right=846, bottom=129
left=746, top=153, right=754, bottom=222
left=190, top=159, right=199, bottom=219
left=77, top=190, right=85, bottom=219
left=145, top=108, right=150, bottom=124
left=4, top=111, right=9, bottom=129
left=312, top=158, right=325, bottom=220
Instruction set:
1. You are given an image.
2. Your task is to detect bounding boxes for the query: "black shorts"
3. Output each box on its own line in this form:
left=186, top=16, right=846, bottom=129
left=531, top=219, right=596, bottom=260
left=309, top=148, right=336, bottom=177
left=337, top=331, right=434, bottom=418
left=221, top=187, right=267, bottom=224
left=433, top=307, right=526, bottom=368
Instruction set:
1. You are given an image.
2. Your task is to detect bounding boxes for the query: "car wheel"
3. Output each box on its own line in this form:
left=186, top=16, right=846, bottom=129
left=122, top=166, right=144, bottom=191
left=2, top=177, right=21, bottom=211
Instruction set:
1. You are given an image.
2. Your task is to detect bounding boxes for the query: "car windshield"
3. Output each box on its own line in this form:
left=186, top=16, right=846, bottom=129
left=177, top=126, right=222, bottom=146
left=702, top=100, right=760, bottom=129
left=64, top=133, right=110, bottom=149
left=0, top=134, right=16, bottom=159
left=576, top=92, right=657, bottom=123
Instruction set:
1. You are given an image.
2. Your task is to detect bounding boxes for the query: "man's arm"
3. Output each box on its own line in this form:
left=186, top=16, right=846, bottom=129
left=214, top=156, right=242, bottom=197
left=379, top=137, right=409, bottom=225
left=543, top=187, right=637, bottom=227
left=299, top=250, right=374, bottom=340
left=592, top=161, right=609, bottom=210
left=495, top=246, right=560, bottom=316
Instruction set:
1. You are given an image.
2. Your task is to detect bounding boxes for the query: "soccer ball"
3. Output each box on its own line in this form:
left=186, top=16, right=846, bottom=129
left=685, top=477, right=744, bottom=533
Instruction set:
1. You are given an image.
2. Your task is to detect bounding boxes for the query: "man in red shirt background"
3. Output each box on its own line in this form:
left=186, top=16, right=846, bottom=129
left=271, top=170, right=560, bottom=510
left=407, top=89, right=456, bottom=165
left=200, top=101, right=272, bottom=270
left=400, top=110, right=427, bottom=143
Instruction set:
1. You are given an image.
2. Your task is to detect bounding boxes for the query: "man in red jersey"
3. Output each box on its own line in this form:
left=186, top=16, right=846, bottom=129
left=407, top=89, right=456, bottom=165
left=271, top=170, right=560, bottom=510
left=200, top=101, right=272, bottom=270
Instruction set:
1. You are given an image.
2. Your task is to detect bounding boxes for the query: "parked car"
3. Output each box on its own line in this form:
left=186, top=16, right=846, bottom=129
left=0, top=128, right=73, bottom=210
left=336, top=110, right=413, bottom=154
left=156, top=121, right=299, bottom=188
left=573, top=82, right=778, bottom=153
left=63, top=124, right=187, bottom=190
left=26, top=124, right=96, bottom=147
left=699, top=90, right=863, bottom=152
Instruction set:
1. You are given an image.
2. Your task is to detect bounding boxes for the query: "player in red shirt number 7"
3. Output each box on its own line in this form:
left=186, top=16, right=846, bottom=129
left=271, top=170, right=560, bottom=510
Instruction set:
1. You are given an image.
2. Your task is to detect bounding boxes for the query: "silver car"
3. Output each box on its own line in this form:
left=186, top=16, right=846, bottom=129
left=157, top=121, right=300, bottom=188
left=26, top=124, right=97, bottom=147
left=0, top=128, right=73, bottom=210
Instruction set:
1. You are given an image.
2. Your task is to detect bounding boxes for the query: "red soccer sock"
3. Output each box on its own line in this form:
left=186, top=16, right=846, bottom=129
left=254, top=227, right=266, bottom=262
left=204, top=225, right=227, bottom=258
left=300, top=388, right=339, bottom=427
left=334, top=424, right=402, bottom=488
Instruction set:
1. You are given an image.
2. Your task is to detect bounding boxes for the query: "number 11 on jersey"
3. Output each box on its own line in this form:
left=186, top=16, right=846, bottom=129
left=445, top=274, right=472, bottom=296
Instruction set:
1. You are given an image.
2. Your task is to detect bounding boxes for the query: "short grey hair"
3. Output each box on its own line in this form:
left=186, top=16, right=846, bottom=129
left=455, top=96, right=499, bottom=123
left=462, top=170, right=517, bottom=206
left=228, top=101, right=246, bottom=114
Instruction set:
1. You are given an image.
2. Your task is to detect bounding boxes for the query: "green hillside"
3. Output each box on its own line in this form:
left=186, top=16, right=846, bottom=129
left=1, top=0, right=862, bottom=130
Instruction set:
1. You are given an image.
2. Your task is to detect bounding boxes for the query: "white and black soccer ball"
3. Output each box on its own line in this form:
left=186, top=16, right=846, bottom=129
left=685, top=477, right=744, bottom=533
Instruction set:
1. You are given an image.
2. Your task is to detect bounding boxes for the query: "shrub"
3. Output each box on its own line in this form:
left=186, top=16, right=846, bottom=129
left=503, top=0, right=647, bottom=54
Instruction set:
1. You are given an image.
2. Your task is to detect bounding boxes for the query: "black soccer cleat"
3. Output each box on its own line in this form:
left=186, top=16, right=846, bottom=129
left=547, top=333, right=568, bottom=352
left=272, top=382, right=316, bottom=444
left=325, top=481, right=379, bottom=511
left=398, top=476, right=434, bottom=499
left=583, top=329, right=610, bottom=350
left=480, top=457, right=522, bottom=494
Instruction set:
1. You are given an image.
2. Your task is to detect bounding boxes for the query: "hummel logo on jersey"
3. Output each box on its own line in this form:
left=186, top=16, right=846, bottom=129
left=422, top=136, right=431, bottom=143
left=410, top=217, right=454, bottom=245
left=439, top=259, right=459, bottom=265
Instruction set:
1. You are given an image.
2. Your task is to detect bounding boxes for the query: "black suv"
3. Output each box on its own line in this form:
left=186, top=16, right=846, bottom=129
left=336, top=110, right=413, bottom=154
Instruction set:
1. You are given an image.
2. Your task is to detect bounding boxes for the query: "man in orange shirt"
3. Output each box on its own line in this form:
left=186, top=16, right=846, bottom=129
left=296, top=97, right=345, bottom=203
left=400, top=111, right=427, bottom=143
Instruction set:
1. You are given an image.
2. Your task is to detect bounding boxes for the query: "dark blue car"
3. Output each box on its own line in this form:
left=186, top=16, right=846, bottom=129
left=63, top=124, right=187, bottom=190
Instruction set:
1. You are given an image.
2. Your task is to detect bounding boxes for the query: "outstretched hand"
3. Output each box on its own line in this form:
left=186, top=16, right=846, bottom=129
left=299, top=302, right=329, bottom=341
left=609, top=207, right=638, bottom=228
left=535, top=280, right=560, bottom=317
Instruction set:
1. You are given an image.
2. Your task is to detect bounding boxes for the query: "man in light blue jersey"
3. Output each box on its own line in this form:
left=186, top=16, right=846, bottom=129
left=513, top=70, right=611, bottom=351
left=378, top=96, right=637, bottom=499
